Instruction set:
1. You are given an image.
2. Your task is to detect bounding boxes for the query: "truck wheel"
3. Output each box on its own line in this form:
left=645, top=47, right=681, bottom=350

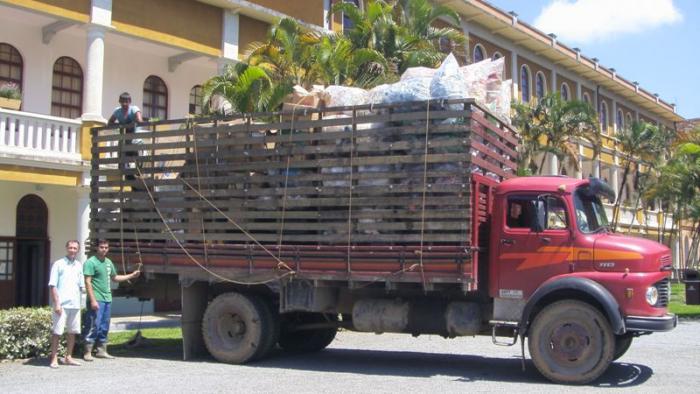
left=528, top=300, right=614, bottom=384
left=278, top=312, right=338, bottom=353
left=613, top=334, right=633, bottom=361
left=202, top=292, right=273, bottom=364
left=252, top=297, right=280, bottom=361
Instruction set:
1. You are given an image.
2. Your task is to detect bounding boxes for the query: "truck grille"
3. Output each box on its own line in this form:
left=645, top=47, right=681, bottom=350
left=660, top=255, right=671, bottom=266
left=655, top=278, right=671, bottom=308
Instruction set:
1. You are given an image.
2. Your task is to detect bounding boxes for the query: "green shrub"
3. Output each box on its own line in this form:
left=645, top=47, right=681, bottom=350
left=0, top=307, right=66, bottom=360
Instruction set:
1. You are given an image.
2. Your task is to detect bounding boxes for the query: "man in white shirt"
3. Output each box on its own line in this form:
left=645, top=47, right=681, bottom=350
left=47, top=240, right=85, bottom=368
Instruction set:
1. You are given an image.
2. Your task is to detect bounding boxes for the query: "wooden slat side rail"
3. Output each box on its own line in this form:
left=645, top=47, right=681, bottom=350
left=89, top=99, right=519, bottom=283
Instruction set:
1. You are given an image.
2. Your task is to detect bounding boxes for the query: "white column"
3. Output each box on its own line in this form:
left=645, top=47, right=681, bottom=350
left=551, top=70, right=557, bottom=96
left=511, top=51, right=519, bottom=100
left=576, top=81, right=582, bottom=100
left=611, top=154, right=619, bottom=195
left=575, top=144, right=583, bottom=179
left=549, top=155, right=558, bottom=175
left=323, top=0, right=331, bottom=30
left=673, top=238, right=681, bottom=269
left=83, top=24, right=107, bottom=122
left=221, top=9, right=240, bottom=69
left=612, top=99, right=618, bottom=135
left=77, top=186, right=91, bottom=263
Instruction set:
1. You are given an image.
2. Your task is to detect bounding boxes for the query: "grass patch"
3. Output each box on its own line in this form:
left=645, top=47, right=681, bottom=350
left=108, top=327, right=182, bottom=359
left=670, top=282, right=700, bottom=318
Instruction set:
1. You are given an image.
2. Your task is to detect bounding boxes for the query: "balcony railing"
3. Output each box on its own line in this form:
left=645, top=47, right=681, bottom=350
left=604, top=203, right=674, bottom=232
left=0, top=108, right=82, bottom=162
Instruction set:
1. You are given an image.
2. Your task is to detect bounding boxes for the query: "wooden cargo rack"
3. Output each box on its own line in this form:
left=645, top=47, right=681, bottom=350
left=90, top=98, right=518, bottom=287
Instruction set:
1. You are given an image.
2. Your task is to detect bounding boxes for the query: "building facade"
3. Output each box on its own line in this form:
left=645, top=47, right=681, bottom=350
left=0, top=0, right=688, bottom=309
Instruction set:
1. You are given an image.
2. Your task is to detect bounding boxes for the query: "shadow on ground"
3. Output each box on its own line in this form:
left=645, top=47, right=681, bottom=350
left=104, top=341, right=653, bottom=387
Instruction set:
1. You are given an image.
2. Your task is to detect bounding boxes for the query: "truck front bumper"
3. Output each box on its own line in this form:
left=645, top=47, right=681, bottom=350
left=625, top=313, right=677, bottom=333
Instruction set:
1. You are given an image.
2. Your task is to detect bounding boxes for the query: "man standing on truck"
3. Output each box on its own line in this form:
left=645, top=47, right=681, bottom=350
left=48, top=240, right=85, bottom=368
left=108, top=92, right=144, bottom=188
left=83, top=240, right=140, bottom=361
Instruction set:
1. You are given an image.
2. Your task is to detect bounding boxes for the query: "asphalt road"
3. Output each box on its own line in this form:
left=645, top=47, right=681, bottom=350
left=2, top=320, right=699, bottom=393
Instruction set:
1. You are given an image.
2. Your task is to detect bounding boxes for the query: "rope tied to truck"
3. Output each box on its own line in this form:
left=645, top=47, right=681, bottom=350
left=189, top=118, right=210, bottom=267
left=134, top=164, right=295, bottom=285
left=277, top=105, right=299, bottom=260
left=416, top=100, right=432, bottom=292
left=346, top=109, right=357, bottom=274
left=118, top=125, right=128, bottom=276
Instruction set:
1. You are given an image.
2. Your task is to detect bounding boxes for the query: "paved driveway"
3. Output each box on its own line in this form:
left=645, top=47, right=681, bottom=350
left=2, top=320, right=699, bottom=393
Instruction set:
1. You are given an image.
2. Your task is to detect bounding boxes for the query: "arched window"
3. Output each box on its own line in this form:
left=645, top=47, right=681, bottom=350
left=535, top=72, right=546, bottom=100
left=600, top=102, right=608, bottom=135
left=560, top=83, right=570, bottom=101
left=343, top=0, right=360, bottom=33
left=520, top=65, right=531, bottom=102
left=491, top=51, right=502, bottom=60
left=582, top=92, right=591, bottom=105
left=143, top=75, right=168, bottom=120
left=626, top=113, right=633, bottom=127
left=616, top=109, right=624, bottom=132
left=0, top=43, right=23, bottom=94
left=51, top=57, right=83, bottom=118
left=473, top=44, right=485, bottom=63
left=189, top=85, right=204, bottom=115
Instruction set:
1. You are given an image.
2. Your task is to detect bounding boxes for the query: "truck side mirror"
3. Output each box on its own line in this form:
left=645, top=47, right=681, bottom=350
left=531, top=199, right=546, bottom=233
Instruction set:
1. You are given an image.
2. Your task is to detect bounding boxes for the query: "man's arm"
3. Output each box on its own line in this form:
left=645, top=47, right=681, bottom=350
left=48, top=262, right=61, bottom=315
left=85, top=276, right=98, bottom=311
left=113, top=269, right=140, bottom=283
left=134, top=110, right=143, bottom=123
left=107, top=113, right=117, bottom=125
left=50, top=286, right=61, bottom=315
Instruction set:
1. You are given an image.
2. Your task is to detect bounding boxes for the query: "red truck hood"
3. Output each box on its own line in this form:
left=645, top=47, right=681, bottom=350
left=593, top=233, right=671, bottom=273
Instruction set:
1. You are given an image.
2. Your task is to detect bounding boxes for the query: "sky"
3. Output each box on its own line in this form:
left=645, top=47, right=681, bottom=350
left=487, top=0, right=700, bottom=120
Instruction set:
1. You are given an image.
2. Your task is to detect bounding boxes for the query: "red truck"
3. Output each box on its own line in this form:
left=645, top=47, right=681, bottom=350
left=91, top=98, right=676, bottom=384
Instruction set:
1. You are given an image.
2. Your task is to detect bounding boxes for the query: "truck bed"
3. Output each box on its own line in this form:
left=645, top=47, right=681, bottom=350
left=90, top=98, right=517, bottom=289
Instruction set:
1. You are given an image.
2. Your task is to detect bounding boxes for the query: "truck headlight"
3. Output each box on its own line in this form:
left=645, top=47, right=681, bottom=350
left=645, top=286, right=659, bottom=306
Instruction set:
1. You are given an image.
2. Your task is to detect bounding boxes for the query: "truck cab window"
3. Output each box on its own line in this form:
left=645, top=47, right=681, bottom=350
left=506, top=197, right=532, bottom=228
left=545, top=197, right=568, bottom=230
left=574, top=186, right=610, bottom=233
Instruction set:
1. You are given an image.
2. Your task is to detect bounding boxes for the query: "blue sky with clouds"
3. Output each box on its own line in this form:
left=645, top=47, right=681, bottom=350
left=487, top=0, right=699, bottom=119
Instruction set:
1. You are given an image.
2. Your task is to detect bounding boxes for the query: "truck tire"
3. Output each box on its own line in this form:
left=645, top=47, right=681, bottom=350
left=613, top=334, right=633, bottom=361
left=528, top=300, right=614, bottom=384
left=202, top=292, right=274, bottom=364
left=252, top=297, right=280, bottom=361
left=278, top=312, right=338, bottom=353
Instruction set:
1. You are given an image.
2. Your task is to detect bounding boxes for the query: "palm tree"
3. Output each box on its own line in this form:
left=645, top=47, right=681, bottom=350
left=332, top=0, right=466, bottom=75
left=511, top=93, right=599, bottom=175
left=610, top=121, right=663, bottom=230
left=246, top=18, right=319, bottom=88
left=394, top=0, right=465, bottom=72
left=511, top=101, right=545, bottom=175
left=202, top=62, right=292, bottom=115
left=308, top=34, right=389, bottom=87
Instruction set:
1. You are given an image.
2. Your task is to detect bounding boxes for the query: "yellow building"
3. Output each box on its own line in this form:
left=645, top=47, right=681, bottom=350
left=0, top=0, right=687, bottom=309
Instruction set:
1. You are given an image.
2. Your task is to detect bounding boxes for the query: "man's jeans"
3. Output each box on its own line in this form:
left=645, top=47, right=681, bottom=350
left=85, top=301, right=111, bottom=344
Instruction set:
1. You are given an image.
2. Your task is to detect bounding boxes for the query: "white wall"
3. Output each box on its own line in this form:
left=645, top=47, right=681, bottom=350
left=0, top=181, right=81, bottom=264
left=102, top=36, right=217, bottom=120
left=0, top=17, right=86, bottom=116
left=0, top=14, right=218, bottom=121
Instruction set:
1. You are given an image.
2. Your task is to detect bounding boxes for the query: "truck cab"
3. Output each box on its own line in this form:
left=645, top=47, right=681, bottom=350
left=489, top=176, right=676, bottom=383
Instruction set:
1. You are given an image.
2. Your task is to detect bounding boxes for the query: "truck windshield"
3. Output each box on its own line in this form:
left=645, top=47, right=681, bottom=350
left=574, top=186, right=610, bottom=233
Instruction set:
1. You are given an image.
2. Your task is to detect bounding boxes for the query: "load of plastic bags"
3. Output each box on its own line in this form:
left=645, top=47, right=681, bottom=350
left=297, top=53, right=512, bottom=122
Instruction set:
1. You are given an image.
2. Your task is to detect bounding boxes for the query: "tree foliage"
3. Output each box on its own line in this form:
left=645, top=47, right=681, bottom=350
left=511, top=93, right=598, bottom=175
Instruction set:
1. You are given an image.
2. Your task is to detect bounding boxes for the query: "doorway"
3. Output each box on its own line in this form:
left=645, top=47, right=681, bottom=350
left=15, top=194, right=49, bottom=307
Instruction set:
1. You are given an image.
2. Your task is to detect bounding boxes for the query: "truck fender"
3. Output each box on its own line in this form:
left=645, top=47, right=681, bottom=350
left=518, top=276, right=625, bottom=337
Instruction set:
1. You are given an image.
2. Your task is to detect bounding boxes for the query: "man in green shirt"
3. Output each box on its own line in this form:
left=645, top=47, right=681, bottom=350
left=83, top=239, right=140, bottom=361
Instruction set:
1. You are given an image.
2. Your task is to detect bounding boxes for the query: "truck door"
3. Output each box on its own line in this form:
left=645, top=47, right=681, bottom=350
left=496, top=194, right=572, bottom=299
